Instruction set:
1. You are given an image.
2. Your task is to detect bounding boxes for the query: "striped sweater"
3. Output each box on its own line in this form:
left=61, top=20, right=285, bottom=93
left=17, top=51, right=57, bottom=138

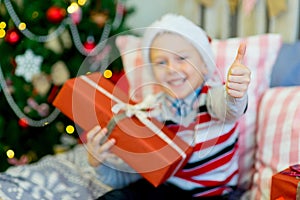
left=94, top=84, right=247, bottom=197
left=156, top=85, right=247, bottom=197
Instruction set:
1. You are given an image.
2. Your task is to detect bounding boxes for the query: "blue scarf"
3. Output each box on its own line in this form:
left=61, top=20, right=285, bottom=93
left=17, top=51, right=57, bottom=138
left=165, top=87, right=202, bottom=118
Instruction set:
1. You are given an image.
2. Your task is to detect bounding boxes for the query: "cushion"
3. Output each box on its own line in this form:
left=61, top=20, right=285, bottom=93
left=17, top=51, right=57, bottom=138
left=115, top=33, right=282, bottom=189
left=270, top=41, right=300, bottom=87
left=250, top=86, right=300, bottom=199
left=281, top=61, right=300, bottom=86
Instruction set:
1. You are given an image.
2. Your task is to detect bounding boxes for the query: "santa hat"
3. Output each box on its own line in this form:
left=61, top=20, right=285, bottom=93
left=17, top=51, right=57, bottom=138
left=142, top=14, right=216, bottom=79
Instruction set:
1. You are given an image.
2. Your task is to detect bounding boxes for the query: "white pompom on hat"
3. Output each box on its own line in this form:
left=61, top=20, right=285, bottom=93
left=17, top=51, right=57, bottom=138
left=142, top=13, right=216, bottom=79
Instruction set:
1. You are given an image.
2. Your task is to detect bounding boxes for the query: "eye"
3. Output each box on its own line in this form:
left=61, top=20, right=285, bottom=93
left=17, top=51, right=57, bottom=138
left=177, top=55, right=188, bottom=61
left=153, top=60, right=168, bottom=67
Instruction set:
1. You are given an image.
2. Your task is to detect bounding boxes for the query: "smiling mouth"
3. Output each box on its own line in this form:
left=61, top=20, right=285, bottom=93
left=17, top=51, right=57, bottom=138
left=167, top=78, right=187, bottom=86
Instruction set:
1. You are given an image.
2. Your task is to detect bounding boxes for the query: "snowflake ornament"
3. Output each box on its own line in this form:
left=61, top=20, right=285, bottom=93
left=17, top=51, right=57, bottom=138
left=15, top=49, right=43, bottom=82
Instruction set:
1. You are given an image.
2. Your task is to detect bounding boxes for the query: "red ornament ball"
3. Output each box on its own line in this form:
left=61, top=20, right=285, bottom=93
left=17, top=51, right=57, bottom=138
left=18, top=118, right=29, bottom=128
left=46, top=6, right=66, bottom=24
left=83, top=42, right=96, bottom=52
left=5, top=29, right=21, bottom=45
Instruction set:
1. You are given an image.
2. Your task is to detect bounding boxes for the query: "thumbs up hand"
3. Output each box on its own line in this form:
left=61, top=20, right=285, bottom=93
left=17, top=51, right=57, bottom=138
left=226, top=42, right=251, bottom=98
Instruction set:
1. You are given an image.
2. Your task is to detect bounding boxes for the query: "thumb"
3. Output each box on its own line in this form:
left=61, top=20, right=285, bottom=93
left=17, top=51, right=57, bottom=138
left=234, top=42, right=246, bottom=64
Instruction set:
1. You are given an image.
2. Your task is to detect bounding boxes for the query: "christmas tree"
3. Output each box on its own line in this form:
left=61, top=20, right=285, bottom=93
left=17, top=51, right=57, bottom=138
left=0, top=0, right=133, bottom=171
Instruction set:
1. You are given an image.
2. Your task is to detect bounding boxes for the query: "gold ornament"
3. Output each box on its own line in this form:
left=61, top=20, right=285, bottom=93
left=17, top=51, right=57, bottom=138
left=267, top=0, right=287, bottom=17
left=61, top=30, right=72, bottom=49
left=45, top=29, right=72, bottom=53
left=32, top=73, right=51, bottom=96
left=51, top=61, right=70, bottom=86
left=45, top=28, right=63, bottom=54
left=90, top=11, right=108, bottom=28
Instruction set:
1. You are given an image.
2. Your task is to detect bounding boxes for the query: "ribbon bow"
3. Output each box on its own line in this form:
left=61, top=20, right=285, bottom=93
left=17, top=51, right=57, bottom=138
left=111, top=93, right=162, bottom=118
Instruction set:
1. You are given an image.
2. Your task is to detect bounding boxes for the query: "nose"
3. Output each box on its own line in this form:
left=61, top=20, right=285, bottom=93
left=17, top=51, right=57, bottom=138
left=166, top=58, right=181, bottom=73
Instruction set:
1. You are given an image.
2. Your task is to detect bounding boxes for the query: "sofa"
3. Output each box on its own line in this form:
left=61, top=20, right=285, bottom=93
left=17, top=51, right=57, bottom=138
left=0, top=33, right=299, bottom=200
left=245, top=38, right=300, bottom=199
left=115, top=33, right=300, bottom=200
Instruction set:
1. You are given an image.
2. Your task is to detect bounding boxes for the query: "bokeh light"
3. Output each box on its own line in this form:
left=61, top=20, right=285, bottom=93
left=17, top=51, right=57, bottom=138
left=67, top=2, right=79, bottom=14
left=78, top=0, right=87, bottom=6
left=66, top=125, right=75, bottom=134
left=0, top=21, right=6, bottom=29
left=6, top=149, right=15, bottom=159
left=103, top=69, right=112, bottom=78
left=0, top=29, right=6, bottom=38
left=18, top=22, right=26, bottom=31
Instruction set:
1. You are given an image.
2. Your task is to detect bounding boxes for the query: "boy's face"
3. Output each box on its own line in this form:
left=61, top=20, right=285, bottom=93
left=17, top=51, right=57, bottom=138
left=150, top=33, right=208, bottom=99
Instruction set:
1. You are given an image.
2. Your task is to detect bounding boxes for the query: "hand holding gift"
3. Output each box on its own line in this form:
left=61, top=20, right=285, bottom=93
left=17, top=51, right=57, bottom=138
left=86, top=125, right=115, bottom=167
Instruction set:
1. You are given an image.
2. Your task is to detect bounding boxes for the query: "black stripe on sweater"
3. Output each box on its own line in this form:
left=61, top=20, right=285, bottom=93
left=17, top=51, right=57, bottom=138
left=198, top=105, right=208, bottom=113
left=164, top=120, right=177, bottom=126
left=189, top=186, right=237, bottom=197
left=183, top=139, right=238, bottom=170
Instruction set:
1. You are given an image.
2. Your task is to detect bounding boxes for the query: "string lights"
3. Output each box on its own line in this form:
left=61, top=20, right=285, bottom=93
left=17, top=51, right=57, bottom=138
left=1, top=0, right=124, bottom=53
left=0, top=0, right=125, bottom=127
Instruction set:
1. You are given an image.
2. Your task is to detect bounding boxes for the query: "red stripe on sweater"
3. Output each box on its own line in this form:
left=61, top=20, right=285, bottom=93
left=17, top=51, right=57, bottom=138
left=196, top=113, right=212, bottom=124
left=202, top=85, right=210, bottom=93
left=188, top=169, right=238, bottom=188
left=194, top=187, right=228, bottom=198
left=193, top=123, right=238, bottom=152
left=177, top=144, right=238, bottom=177
left=167, top=113, right=211, bottom=133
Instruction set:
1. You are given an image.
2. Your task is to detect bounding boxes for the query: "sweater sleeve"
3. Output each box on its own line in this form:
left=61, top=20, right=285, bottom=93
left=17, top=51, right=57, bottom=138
left=94, top=154, right=141, bottom=189
left=206, top=85, right=248, bottom=123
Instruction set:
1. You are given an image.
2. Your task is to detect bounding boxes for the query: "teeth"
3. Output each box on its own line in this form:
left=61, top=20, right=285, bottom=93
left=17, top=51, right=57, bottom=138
left=169, top=79, right=185, bottom=86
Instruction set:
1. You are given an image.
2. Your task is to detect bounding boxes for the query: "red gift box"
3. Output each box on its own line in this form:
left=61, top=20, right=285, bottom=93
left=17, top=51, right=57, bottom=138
left=53, top=72, right=193, bottom=187
left=271, top=167, right=300, bottom=200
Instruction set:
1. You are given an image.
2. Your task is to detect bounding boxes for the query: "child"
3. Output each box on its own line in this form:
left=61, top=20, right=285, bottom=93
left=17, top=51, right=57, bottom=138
left=87, top=14, right=251, bottom=199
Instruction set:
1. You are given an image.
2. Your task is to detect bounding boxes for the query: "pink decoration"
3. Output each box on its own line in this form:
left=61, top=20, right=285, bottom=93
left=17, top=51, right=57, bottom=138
left=27, top=97, right=50, bottom=117
left=70, top=7, right=82, bottom=24
left=8, top=155, right=29, bottom=165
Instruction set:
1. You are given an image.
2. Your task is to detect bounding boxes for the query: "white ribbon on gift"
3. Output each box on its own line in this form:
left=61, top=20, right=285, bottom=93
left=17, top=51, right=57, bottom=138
left=80, top=75, right=187, bottom=175
left=111, top=93, right=160, bottom=118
